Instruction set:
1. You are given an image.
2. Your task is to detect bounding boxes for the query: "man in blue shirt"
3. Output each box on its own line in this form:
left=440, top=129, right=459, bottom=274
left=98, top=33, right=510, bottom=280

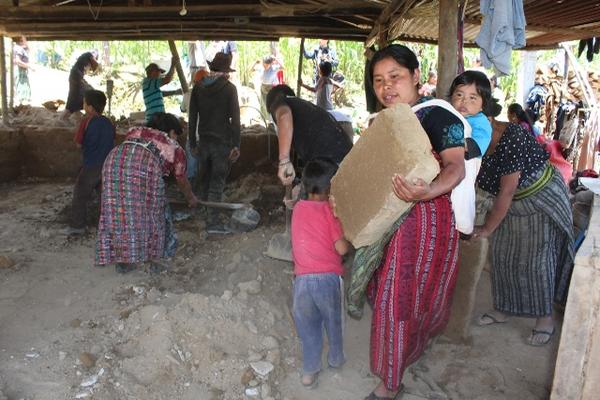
left=142, top=58, right=175, bottom=124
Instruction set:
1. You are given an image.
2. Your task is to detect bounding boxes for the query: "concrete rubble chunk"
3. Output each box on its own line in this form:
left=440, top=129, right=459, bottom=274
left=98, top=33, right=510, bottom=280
left=250, top=360, right=274, bottom=377
left=238, top=280, right=262, bottom=295
left=79, top=352, right=97, bottom=369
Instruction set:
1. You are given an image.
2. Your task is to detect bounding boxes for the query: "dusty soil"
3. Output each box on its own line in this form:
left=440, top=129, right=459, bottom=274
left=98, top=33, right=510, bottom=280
left=0, top=176, right=561, bottom=400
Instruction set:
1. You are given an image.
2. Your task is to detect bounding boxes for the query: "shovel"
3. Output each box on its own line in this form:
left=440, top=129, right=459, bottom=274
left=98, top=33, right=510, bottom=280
left=169, top=199, right=260, bottom=232
left=265, top=185, right=293, bottom=262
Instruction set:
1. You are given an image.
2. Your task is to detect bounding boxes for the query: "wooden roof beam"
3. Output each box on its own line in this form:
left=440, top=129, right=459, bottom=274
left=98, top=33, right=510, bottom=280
left=464, top=16, right=600, bottom=38
left=0, top=2, right=379, bottom=19
left=365, top=0, right=421, bottom=48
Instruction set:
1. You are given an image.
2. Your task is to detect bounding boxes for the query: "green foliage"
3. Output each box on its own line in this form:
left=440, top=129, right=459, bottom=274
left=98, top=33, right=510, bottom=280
left=34, top=38, right=589, bottom=119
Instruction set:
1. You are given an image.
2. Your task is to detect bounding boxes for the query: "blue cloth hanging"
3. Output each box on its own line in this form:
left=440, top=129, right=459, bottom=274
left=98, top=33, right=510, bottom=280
left=475, top=0, right=526, bottom=76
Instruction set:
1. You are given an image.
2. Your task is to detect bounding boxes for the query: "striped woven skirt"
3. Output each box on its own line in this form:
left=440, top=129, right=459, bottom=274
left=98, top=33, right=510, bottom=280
left=366, top=195, right=459, bottom=391
left=96, top=143, right=175, bottom=265
left=490, top=167, right=574, bottom=316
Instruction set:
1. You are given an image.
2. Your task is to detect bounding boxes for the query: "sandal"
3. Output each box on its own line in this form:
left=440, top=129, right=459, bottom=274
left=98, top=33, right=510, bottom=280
left=301, top=372, right=318, bottom=389
left=527, top=327, right=555, bottom=346
left=115, top=263, right=136, bottom=274
left=364, top=384, right=405, bottom=400
left=477, top=312, right=508, bottom=326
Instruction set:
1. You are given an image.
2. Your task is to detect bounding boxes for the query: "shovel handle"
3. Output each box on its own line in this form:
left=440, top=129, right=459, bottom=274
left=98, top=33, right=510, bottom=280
left=284, top=184, right=292, bottom=233
left=284, top=185, right=292, bottom=201
left=169, top=198, right=247, bottom=210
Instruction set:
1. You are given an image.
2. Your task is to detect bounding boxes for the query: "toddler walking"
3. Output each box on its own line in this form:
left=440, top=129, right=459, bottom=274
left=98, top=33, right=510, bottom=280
left=291, top=159, right=350, bottom=389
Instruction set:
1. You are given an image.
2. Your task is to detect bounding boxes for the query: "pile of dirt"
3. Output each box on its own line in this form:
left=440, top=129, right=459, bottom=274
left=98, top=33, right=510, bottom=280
left=224, top=173, right=281, bottom=204
left=11, top=106, right=81, bottom=127
left=73, top=286, right=285, bottom=400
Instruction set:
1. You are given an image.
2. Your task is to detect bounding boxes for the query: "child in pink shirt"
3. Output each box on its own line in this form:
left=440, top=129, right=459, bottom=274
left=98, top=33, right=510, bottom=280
left=291, top=159, right=350, bottom=389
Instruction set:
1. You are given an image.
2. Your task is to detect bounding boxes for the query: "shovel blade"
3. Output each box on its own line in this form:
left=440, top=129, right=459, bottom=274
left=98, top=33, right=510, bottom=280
left=229, top=207, right=260, bottom=232
left=266, top=232, right=292, bottom=262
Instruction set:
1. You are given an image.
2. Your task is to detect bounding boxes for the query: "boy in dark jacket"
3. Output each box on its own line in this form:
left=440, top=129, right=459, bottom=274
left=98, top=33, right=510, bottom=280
left=65, top=89, right=115, bottom=236
left=188, top=52, right=241, bottom=235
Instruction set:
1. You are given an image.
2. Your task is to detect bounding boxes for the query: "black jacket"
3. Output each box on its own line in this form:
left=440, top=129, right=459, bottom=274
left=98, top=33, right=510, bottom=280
left=188, top=76, right=240, bottom=149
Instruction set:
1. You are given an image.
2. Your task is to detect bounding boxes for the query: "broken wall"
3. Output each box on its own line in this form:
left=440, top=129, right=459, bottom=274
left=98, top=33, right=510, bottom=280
left=0, top=128, right=21, bottom=182
left=0, top=125, right=277, bottom=183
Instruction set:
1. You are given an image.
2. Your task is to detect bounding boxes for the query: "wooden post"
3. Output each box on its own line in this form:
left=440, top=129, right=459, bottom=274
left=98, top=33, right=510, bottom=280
left=167, top=40, right=190, bottom=93
left=296, top=37, right=305, bottom=96
left=437, top=0, right=459, bottom=99
left=0, top=36, right=9, bottom=124
left=9, top=40, right=14, bottom=109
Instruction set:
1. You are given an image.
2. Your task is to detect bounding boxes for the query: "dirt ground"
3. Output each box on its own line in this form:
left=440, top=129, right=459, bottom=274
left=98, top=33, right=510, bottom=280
left=0, top=176, right=561, bottom=400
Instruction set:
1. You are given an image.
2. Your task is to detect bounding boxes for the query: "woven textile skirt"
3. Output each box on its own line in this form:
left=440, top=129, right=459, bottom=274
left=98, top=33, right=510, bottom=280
left=366, top=195, right=459, bottom=391
left=96, top=143, right=174, bottom=265
left=490, top=168, right=574, bottom=316
left=15, top=69, right=30, bottom=104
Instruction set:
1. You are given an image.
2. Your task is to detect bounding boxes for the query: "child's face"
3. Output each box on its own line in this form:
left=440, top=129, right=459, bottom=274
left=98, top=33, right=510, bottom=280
left=83, top=99, right=93, bottom=115
left=451, top=83, right=483, bottom=117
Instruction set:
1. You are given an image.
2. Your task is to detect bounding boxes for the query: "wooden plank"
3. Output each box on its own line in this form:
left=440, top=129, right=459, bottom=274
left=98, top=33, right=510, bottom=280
left=167, top=40, right=189, bottom=94
left=0, top=2, right=379, bottom=19
left=296, top=37, right=305, bottom=96
left=464, top=16, right=600, bottom=38
left=365, top=0, right=420, bottom=47
left=0, top=36, right=9, bottom=125
left=436, top=0, right=458, bottom=100
left=9, top=39, right=13, bottom=109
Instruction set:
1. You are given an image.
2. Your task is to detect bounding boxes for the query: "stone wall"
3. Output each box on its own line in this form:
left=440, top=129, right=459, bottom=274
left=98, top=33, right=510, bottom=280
left=0, top=128, right=22, bottom=182
left=0, top=126, right=277, bottom=182
left=551, top=193, right=600, bottom=400
left=20, top=126, right=81, bottom=178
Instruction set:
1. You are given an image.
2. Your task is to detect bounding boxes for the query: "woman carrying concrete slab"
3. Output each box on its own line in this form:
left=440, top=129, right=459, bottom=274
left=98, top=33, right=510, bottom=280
left=266, top=84, right=352, bottom=186
left=358, top=44, right=465, bottom=400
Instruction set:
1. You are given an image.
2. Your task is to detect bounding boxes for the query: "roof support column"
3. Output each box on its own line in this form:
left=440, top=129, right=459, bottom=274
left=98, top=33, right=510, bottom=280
left=0, top=36, right=9, bottom=124
left=437, top=0, right=459, bottom=100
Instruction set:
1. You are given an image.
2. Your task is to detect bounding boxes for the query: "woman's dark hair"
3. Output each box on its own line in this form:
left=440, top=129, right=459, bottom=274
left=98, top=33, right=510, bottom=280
left=508, top=103, right=535, bottom=127
left=302, top=159, right=338, bottom=195
left=319, top=61, right=333, bottom=77
left=148, top=112, right=183, bottom=136
left=84, top=89, right=107, bottom=114
left=448, top=70, right=493, bottom=116
left=369, top=44, right=419, bottom=81
left=266, top=84, right=295, bottom=114
left=488, top=98, right=503, bottom=118
left=75, top=52, right=98, bottom=71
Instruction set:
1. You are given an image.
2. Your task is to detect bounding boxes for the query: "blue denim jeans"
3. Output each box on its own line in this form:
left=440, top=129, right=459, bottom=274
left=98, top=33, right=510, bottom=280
left=292, top=273, right=345, bottom=374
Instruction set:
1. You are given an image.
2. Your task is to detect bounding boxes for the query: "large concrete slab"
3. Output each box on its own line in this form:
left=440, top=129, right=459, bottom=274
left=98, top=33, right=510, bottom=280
left=331, top=103, right=440, bottom=248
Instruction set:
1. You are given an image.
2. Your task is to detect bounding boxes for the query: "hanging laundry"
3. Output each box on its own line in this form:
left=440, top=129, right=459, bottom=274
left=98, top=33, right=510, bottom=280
left=577, top=38, right=600, bottom=62
left=475, top=0, right=526, bottom=76
left=525, top=83, right=547, bottom=122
